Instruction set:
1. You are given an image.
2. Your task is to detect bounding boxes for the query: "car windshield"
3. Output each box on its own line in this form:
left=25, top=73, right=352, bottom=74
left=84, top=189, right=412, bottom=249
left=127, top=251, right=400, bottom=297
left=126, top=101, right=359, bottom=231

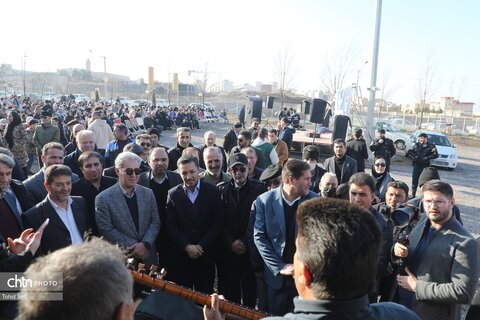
left=427, top=134, right=452, bottom=147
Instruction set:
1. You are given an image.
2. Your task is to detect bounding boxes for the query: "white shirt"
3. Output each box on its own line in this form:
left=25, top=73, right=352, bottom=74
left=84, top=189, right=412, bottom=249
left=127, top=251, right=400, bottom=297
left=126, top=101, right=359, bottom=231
left=183, top=180, right=200, bottom=203
left=47, top=196, right=83, bottom=245
left=281, top=188, right=300, bottom=207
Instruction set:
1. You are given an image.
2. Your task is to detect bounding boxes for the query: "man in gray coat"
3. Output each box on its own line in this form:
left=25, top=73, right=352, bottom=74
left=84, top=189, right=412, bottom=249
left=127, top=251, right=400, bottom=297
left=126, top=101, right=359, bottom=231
left=95, top=152, right=160, bottom=266
left=394, top=180, right=479, bottom=320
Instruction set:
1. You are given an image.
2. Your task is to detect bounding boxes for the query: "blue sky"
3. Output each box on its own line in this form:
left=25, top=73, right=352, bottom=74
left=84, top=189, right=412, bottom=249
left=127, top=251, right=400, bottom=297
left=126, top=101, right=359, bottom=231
left=2, top=0, right=479, bottom=107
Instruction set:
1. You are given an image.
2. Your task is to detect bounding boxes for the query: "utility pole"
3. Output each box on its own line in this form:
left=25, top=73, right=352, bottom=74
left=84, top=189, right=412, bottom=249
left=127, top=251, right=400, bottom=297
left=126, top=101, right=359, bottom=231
left=366, top=0, right=383, bottom=146
left=100, top=56, right=107, bottom=100
left=22, top=51, right=27, bottom=97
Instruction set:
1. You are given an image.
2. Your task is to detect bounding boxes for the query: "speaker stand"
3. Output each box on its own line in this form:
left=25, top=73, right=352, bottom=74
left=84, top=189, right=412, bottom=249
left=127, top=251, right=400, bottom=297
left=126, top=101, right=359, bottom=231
left=262, top=108, right=274, bottom=129
left=312, top=123, right=318, bottom=144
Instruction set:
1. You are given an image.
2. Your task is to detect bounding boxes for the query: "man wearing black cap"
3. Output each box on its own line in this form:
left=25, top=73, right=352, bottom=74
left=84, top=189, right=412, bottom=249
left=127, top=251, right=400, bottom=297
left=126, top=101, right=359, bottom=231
left=33, top=108, right=60, bottom=167
left=217, top=153, right=267, bottom=307
left=370, top=128, right=396, bottom=172
left=406, top=133, right=439, bottom=197
left=223, top=122, right=242, bottom=154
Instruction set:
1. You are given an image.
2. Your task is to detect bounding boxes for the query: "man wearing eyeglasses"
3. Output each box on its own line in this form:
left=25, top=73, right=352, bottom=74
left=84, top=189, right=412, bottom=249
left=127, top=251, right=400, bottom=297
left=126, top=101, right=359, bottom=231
left=217, top=153, right=267, bottom=307
left=393, top=181, right=479, bottom=320
left=95, top=152, right=160, bottom=266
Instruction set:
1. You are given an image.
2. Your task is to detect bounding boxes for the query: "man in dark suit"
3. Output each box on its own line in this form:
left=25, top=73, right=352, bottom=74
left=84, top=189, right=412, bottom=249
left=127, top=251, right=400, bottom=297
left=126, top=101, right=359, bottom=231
left=64, top=130, right=96, bottom=178
left=96, top=152, right=160, bottom=267
left=166, top=155, right=224, bottom=293
left=254, top=159, right=319, bottom=315
left=24, top=142, right=79, bottom=205
left=223, top=122, right=242, bottom=154
left=0, top=154, right=32, bottom=243
left=22, top=165, right=90, bottom=255
left=138, top=147, right=182, bottom=268
left=324, top=138, right=357, bottom=191
left=71, top=151, right=117, bottom=235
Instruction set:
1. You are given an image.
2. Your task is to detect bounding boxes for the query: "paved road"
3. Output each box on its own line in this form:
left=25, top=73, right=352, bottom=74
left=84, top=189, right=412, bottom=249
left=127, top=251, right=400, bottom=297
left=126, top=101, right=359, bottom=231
left=159, top=121, right=480, bottom=237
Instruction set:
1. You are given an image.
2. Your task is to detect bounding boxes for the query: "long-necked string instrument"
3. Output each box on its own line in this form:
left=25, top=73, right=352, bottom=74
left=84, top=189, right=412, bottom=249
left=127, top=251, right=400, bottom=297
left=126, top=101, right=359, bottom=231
left=127, top=260, right=270, bottom=320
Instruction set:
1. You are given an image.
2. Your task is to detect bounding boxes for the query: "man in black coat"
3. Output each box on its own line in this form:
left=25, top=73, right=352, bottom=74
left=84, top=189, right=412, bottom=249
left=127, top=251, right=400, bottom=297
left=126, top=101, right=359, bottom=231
left=167, top=127, right=195, bottom=171
left=346, top=128, right=369, bottom=172
left=217, top=153, right=267, bottom=307
left=71, top=151, right=117, bottom=236
left=222, top=122, right=242, bottom=154
left=22, top=165, right=90, bottom=256
left=370, top=129, right=396, bottom=172
left=165, top=156, right=224, bottom=293
left=138, top=147, right=182, bottom=269
left=64, top=130, right=96, bottom=178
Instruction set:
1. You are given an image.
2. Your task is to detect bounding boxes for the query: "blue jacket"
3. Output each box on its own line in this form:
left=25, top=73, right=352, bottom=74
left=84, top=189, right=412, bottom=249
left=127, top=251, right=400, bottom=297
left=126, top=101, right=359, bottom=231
left=254, top=187, right=318, bottom=289
left=278, top=126, right=295, bottom=151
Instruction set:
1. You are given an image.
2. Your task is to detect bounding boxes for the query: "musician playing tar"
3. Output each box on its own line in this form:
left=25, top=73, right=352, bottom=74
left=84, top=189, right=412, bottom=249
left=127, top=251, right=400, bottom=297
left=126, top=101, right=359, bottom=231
left=204, top=198, right=420, bottom=320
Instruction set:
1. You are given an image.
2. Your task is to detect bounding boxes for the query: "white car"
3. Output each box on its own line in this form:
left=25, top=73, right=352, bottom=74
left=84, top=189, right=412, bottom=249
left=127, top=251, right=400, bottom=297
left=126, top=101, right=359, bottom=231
left=405, top=130, right=458, bottom=170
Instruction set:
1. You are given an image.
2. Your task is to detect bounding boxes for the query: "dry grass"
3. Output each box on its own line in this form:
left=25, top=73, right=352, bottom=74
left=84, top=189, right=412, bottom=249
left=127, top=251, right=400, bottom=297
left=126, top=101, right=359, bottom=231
left=448, top=135, right=480, bottom=148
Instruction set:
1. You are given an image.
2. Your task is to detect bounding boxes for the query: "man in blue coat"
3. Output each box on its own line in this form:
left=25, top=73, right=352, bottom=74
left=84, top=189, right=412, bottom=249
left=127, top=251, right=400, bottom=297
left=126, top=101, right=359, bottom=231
left=254, top=159, right=318, bottom=315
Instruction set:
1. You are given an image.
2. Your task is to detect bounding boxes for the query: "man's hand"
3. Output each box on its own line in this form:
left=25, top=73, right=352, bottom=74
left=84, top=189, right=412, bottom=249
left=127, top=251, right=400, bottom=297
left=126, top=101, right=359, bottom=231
left=280, top=264, right=294, bottom=276
left=231, top=240, right=246, bottom=255
left=127, top=242, right=149, bottom=259
left=397, top=267, right=417, bottom=292
left=7, top=228, right=34, bottom=254
left=203, top=293, right=225, bottom=320
left=185, top=244, right=203, bottom=259
left=394, top=243, right=408, bottom=258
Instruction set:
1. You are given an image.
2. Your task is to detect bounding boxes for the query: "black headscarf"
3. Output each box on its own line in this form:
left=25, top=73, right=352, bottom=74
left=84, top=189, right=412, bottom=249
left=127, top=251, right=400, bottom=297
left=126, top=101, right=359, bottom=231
left=5, top=111, right=22, bottom=149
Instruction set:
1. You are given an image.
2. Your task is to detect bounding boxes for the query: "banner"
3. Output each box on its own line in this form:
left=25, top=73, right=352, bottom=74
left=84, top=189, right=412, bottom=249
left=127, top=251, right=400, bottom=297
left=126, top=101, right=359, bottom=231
left=334, top=87, right=352, bottom=116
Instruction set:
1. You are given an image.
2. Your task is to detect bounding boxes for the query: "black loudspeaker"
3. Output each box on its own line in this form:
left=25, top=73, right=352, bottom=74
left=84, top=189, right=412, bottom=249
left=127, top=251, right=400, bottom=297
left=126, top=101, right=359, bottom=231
left=303, top=100, right=311, bottom=115
left=245, top=99, right=263, bottom=124
left=309, top=99, right=327, bottom=123
left=332, top=115, right=350, bottom=142
left=266, top=96, right=275, bottom=109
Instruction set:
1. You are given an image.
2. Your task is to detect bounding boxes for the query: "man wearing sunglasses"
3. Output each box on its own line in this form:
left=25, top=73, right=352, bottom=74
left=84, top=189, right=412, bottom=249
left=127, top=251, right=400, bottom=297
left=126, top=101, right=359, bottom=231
left=217, top=153, right=267, bottom=307
left=95, top=152, right=160, bottom=267
left=393, top=181, right=479, bottom=320
left=135, top=134, right=152, bottom=163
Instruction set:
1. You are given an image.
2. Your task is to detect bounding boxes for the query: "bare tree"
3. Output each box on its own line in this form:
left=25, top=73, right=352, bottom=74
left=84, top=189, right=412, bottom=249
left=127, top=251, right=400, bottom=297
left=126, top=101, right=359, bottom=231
left=377, top=68, right=399, bottom=118
left=162, top=65, right=173, bottom=105
left=189, top=63, right=209, bottom=107
left=320, top=43, right=359, bottom=100
left=276, top=47, right=296, bottom=109
left=416, top=55, right=437, bottom=129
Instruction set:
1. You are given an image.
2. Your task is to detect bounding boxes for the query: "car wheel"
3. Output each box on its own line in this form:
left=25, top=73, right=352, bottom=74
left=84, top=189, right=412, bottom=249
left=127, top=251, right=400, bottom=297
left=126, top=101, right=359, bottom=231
left=447, top=167, right=454, bottom=171
left=395, top=140, right=406, bottom=150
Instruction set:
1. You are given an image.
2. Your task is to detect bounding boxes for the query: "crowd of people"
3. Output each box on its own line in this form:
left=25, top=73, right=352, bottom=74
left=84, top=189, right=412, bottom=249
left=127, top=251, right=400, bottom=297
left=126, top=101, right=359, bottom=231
left=0, top=96, right=478, bottom=320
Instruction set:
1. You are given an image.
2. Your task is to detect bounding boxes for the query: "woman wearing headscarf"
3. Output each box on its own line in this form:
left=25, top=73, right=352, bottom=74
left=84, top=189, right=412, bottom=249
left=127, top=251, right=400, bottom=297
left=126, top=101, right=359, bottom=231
left=371, top=155, right=394, bottom=204
left=4, top=111, right=29, bottom=175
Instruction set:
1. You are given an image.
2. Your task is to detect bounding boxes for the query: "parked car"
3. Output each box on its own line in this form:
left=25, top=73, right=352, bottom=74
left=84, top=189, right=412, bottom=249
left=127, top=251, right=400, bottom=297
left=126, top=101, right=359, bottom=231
left=405, top=130, right=457, bottom=170
left=387, top=117, right=417, bottom=131
left=155, top=99, right=169, bottom=108
left=374, top=120, right=411, bottom=150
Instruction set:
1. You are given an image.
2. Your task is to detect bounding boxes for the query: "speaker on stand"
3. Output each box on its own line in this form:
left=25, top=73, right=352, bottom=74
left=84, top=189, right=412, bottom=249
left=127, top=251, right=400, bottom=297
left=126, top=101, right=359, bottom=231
left=263, top=96, right=275, bottom=129
left=309, top=99, right=328, bottom=144
left=246, top=97, right=263, bottom=125
left=302, top=100, right=311, bottom=129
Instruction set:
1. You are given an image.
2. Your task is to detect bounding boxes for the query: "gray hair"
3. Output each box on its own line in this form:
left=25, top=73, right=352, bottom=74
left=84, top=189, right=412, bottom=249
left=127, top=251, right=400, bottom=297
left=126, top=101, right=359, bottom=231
left=0, top=153, right=15, bottom=169
left=18, top=239, right=133, bottom=320
left=203, top=146, right=222, bottom=161
left=76, top=129, right=95, bottom=142
left=115, top=151, right=143, bottom=169
left=320, top=172, right=338, bottom=186
left=204, top=130, right=216, bottom=140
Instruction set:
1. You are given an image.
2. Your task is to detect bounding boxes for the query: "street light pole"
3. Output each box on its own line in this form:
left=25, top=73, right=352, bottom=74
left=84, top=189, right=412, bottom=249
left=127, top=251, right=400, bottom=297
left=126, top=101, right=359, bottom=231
left=100, top=56, right=107, bottom=100
left=366, top=0, right=383, bottom=145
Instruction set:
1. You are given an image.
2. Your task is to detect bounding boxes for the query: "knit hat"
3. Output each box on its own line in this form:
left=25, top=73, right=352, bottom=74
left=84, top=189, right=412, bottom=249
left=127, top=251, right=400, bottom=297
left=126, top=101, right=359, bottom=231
left=418, top=167, right=440, bottom=188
